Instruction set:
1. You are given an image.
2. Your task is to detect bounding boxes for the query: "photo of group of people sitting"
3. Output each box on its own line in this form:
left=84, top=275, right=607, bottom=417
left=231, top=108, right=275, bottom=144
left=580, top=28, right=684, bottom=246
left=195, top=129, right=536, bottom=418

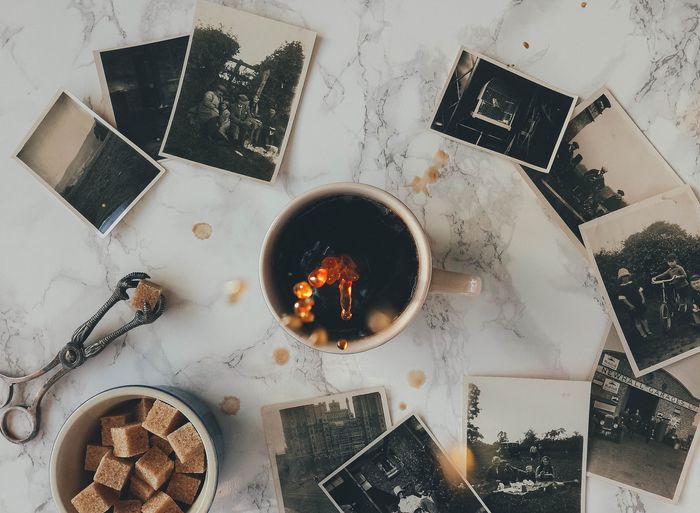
left=188, top=84, right=282, bottom=155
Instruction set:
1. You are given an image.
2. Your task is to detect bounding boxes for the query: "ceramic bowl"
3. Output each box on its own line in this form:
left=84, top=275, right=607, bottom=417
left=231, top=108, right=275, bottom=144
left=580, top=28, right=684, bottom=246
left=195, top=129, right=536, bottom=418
left=50, top=385, right=223, bottom=513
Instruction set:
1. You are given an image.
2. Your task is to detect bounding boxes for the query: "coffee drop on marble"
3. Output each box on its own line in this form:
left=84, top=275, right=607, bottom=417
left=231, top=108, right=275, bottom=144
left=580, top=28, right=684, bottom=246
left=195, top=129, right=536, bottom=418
left=410, top=176, right=428, bottom=194
left=192, top=222, right=212, bottom=240
left=522, top=41, right=530, bottom=49
left=433, top=149, right=449, bottom=167
left=424, top=165, right=441, bottom=184
left=225, top=279, right=247, bottom=304
left=581, top=1, right=587, bottom=7
left=408, top=369, right=426, bottom=388
left=273, top=347, right=290, bottom=365
left=219, top=396, right=240, bottom=416
left=398, top=402, right=407, bottom=411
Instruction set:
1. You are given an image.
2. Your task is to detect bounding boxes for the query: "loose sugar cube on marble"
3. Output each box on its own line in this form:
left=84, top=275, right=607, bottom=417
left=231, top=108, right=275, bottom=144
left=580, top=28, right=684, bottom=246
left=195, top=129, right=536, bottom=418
left=70, top=482, right=116, bottom=513
left=167, top=422, right=203, bottom=463
left=134, top=398, right=155, bottom=422
left=129, top=475, right=156, bottom=502
left=112, top=423, right=149, bottom=458
left=113, top=500, right=142, bottom=513
left=131, top=280, right=163, bottom=310
left=175, top=448, right=206, bottom=474
left=94, top=451, right=132, bottom=492
left=84, top=444, right=110, bottom=472
left=142, top=400, right=181, bottom=438
left=135, top=447, right=174, bottom=490
left=166, top=473, right=201, bottom=505
left=101, top=414, right=129, bottom=446
left=150, top=434, right=173, bottom=455
left=142, top=492, right=183, bottom=513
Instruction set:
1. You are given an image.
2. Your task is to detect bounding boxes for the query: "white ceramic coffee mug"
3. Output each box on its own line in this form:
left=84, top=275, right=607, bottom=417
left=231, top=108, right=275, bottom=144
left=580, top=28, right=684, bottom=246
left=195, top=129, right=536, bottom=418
left=259, top=183, right=481, bottom=354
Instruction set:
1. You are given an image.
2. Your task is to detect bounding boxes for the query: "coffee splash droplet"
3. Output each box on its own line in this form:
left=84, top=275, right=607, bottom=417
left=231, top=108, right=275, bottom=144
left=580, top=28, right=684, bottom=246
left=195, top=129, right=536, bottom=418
left=581, top=1, right=588, bottom=7
left=192, top=222, right=212, bottom=240
left=337, top=339, right=348, bottom=351
left=273, top=347, right=290, bottom=365
left=225, top=279, right=247, bottom=303
left=408, top=369, right=426, bottom=388
left=219, top=396, right=240, bottom=416
left=399, top=402, right=407, bottom=411
left=522, top=41, right=530, bottom=49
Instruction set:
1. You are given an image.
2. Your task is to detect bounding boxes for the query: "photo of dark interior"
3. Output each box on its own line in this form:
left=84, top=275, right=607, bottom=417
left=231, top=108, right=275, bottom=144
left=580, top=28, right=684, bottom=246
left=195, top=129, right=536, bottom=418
left=99, top=36, right=189, bottom=159
left=431, top=50, right=575, bottom=172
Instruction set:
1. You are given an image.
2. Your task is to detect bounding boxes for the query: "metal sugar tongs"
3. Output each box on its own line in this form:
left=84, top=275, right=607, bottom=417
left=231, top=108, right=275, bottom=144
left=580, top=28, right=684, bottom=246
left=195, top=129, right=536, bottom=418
left=0, top=272, right=166, bottom=444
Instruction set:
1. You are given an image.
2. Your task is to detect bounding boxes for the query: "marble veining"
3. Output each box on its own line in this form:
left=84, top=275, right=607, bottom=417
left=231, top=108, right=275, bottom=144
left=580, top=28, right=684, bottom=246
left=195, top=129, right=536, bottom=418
left=0, top=1, right=699, bottom=512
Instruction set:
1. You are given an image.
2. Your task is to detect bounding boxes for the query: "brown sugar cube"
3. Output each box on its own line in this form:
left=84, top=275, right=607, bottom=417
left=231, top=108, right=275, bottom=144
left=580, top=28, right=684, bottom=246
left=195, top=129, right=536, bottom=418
left=101, top=414, right=129, bottom=446
left=142, top=400, right=182, bottom=438
left=167, top=423, right=203, bottom=463
left=113, top=500, right=142, bottom=513
left=142, top=492, right=183, bottom=513
left=128, top=475, right=156, bottom=502
left=175, top=448, right=206, bottom=474
left=135, top=447, right=174, bottom=490
left=84, top=444, right=111, bottom=472
left=94, top=451, right=133, bottom=492
left=70, top=482, right=116, bottom=513
left=134, top=397, right=155, bottom=422
left=112, top=423, right=149, bottom=457
left=166, top=473, right=201, bottom=505
left=131, top=280, right=163, bottom=310
left=150, top=434, right=173, bottom=455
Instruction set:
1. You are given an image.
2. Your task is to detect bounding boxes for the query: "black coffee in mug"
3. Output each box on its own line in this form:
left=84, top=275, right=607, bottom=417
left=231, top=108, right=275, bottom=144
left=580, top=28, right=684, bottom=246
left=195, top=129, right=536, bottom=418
left=271, top=194, right=419, bottom=340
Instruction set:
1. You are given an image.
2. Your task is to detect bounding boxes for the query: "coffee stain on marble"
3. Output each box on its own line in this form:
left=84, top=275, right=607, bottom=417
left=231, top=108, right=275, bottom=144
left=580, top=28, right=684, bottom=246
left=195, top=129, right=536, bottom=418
left=522, top=41, right=530, bottom=49
left=192, top=222, right=212, bottom=240
left=273, top=347, right=290, bottom=365
left=219, top=396, right=240, bottom=415
left=408, top=369, right=426, bottom=388
left=225, top=279, right=247, bottom=303
left=398, top=402, right=407, bottom=410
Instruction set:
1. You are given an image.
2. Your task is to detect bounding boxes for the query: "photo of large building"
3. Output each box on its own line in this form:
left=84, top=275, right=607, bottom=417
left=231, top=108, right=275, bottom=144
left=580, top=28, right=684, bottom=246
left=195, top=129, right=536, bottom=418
left=588, top=329, right=700, bottom=501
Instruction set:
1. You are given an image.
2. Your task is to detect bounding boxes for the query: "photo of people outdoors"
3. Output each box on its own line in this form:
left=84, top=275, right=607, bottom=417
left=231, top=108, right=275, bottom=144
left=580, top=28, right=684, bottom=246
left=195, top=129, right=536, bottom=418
left=581, top=185, right=700, bottom=376
left=516, top=89, right=682, bottom=252
left=320, top=415, right=488, bottom=513
left=430, top=48, right=576, bottom=173
left=587, top=328, right=700, bottom=502
left=161, top=0, right=316, bottom=182
left=465, top=377, right=590, bottom=513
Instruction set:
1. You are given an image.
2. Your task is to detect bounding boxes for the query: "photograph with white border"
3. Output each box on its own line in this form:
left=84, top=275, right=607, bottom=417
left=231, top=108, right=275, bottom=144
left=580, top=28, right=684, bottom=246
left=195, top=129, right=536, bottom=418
left=581, top=185, right=700, bottom=376
left=516, top=88, right=683, bottom=253
left=429, top=48, right=576, bottom=173
left=95, top=34, right=189, bottom=160
left=160, top=0, right=316, bottom=183
left=465, top=376, right=590, bottom=513
left=319, top=413, right=490, bottom=513
left=587, top=327, right=700, bottom=503
left=261, top=388, right=391, bottom=513
left=14, top=90, right=164, bottom=237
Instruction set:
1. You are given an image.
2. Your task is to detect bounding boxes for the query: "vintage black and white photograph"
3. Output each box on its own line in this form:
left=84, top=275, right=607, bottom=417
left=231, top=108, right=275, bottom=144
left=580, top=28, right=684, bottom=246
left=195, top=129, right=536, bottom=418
left=160, top=0, right=316, bottom=182
left=14, top=90, right=164, bottom=236
left=261, top=388, right=391, bottom=513
left=581, top=185, right=700, bottom=376
left=464, top=376, right=590, bottom=513
left=588, top=328, right=700, bottom=502
left=95, top=35, right=189, bottom=160
left=430, top=48, right=576, bottom=173
left=516, top=88, right=683, bottom=252
left=319, top=414, right=489, bottom=513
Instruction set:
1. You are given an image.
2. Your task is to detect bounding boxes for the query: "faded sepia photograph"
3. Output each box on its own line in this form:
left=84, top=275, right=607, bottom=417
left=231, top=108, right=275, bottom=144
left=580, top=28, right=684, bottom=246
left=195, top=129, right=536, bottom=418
left=14, top=91, right=164, bottom=236
left=588, top=328, right=700, bottom=502
left=465, top=376, right=590, bottom=513
left=516, top=88, right=682, bottom=252
left=581, top=185, right=700, bottom=376
left=161, top=0, right=316, bottom=182
left=95, top=35, right=189, bottom=160
left=430, top=48, right=576, bottom=173
left=320, top=414, right=489, bottom=513
left=262, top=388, right=391, bottom=513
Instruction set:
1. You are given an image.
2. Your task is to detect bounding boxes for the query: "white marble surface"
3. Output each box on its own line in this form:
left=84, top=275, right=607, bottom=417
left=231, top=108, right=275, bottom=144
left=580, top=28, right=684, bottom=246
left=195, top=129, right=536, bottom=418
left=0, top=0, right=698, bottom=512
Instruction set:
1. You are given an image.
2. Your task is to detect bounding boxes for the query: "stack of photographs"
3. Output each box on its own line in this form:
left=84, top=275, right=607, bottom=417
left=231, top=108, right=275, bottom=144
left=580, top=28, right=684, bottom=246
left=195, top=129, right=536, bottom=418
left=262, top=389, right=491, bottom=513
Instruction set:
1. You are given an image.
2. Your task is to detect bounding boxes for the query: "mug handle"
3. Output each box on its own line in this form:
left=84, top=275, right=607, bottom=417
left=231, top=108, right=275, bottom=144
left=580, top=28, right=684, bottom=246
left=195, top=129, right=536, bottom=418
left=429, top=268, right=482, bottom=296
